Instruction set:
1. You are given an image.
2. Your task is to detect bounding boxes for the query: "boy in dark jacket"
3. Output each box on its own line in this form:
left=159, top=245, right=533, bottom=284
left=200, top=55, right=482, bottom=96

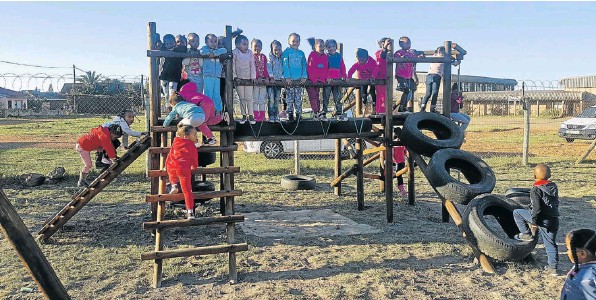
left=159, top=34, right=187, bottom=111
left=513, top=163, right=560, bottom=275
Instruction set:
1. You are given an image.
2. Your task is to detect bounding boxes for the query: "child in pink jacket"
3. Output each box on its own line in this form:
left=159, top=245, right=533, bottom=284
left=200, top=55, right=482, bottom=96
left=306, top=38, right=328, bottom=119
left=348, top=48, right=377, bottom=113
left=252, top=39, right=269, bottom=122
left=178, top=81, right=217, bottom=145
left=232, top=35, right=256, bottom=124
left=372, top=38, right=392, bottom=114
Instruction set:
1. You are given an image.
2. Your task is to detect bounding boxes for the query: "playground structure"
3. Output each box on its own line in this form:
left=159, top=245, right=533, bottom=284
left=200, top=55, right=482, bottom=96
left=22, top=22, right=548, bottom=292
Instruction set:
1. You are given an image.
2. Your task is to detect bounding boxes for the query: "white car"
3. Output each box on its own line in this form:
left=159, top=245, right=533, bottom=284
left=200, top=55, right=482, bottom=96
left=559, top=105, right=596, bottom=142
left=243, top=138, right=369, bottom=159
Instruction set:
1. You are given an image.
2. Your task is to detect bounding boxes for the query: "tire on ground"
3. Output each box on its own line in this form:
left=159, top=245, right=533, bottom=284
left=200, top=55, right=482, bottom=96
left=280, top=175, right=316, bottom=190
left=463, top=194, right=538, bottom=261
left=19, top=173, right=46, bottom=187
left=426, top=149, right=496, bottom=204
left=399, top=112, right=464, bottom=157
left=505, top=192, right=531, bottom=207
left=505, top=187, right=531, bottom=196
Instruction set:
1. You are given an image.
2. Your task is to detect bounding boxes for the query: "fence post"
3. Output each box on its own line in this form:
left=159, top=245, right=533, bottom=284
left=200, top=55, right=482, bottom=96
left=522, top=82, right=530, bottom=166
left=72, top=65, right=76, bottom=113
left=294, top=140, right=300, bottom=175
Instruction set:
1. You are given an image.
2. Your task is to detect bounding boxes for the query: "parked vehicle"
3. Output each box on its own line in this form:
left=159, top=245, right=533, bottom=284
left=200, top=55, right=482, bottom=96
left=243, top=138, right=369, bottom=159
left=559, top=105, right=596, bottom=142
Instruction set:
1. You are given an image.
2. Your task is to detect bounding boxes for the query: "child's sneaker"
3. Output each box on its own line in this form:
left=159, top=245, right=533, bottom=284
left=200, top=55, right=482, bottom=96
left=319, top=112, right=328, bottom=121
left=238, top=115, right=247, bottom=124
left=194, top=142, right=202, bottom=148
left=278, top=110, right=288, bottom=119
left=186, top=209, right=195, bottom=220
left=169, top=184, right=179, bottom=194
left=206, top=137, right=217, bottom=145
left=288, top=113, right=295, bottom=122
left=397, top=184, right=407, bottom=196
left=544, top=265, right=559, bottom=276
left=514, top=233, right=534, bottom=241
left=248, top=115, right=256, bottom=125
left=337, top=114, right=348, bottom=121
left=268, top=117, right=276, bottom=123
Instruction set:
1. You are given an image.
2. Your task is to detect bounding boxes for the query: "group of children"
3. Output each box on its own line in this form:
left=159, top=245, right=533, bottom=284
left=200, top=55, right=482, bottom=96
left=156, top=31, right=441, bottom=124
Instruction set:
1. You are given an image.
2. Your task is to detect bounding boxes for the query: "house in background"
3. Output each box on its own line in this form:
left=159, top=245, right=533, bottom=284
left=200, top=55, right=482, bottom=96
left=0, top=87, right=27, bottom=110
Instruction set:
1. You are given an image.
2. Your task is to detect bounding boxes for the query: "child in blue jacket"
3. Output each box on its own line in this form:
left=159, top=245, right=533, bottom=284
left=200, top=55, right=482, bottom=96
left=282, top=33, right=307, bottom=122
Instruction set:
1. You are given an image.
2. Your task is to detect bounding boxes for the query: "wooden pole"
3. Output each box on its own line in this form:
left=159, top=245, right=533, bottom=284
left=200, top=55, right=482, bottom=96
left=576, top=138, right=596, bottom=164
left=356, top=138, right=364, bottom=210
left=0, top=189, right=71, bottom=300
left=384, top=40, right=394, bottom=223
left=148, top=22, right=160, bottom=221
left=72, top=65, right=76, bottom=113
left=407, top=152, right=415, bottom=205
left=522, top=82, right=530, bottom=166
left=334, top=139, right=342, bottom=195
left=440, top=41, right=452, bottom=221
left=294, top=140, right=300, bottom=175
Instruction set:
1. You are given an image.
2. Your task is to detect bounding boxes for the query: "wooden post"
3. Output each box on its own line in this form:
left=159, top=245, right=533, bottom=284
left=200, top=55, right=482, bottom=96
left=72, top=65, right=76, bottom=113
left=379, top=151, right=385, bottom=193
left=442, top=41, right=452, bottom=118
left=148, top=22, right=161, bottom=221
left=356, top=138, right=364, bottom=210
left=294, top=140, right=300, bottom=175
left=334, top=139, right=342, bottom=196
left=576, top=138, right=596, bottom=164
left=522, top=82, right=530, bottom=166
left=0, top=189, right=71, bottom=300
left=407, top=152, right=415, bottom=205
left=384, top=40, right=394, bottom=223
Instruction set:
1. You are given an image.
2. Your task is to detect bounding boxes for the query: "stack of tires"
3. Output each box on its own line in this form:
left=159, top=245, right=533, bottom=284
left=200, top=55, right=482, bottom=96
left=400, top=112, right=538, bottom=262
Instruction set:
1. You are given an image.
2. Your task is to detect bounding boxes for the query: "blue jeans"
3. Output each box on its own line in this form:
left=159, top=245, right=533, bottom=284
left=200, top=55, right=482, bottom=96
left=323, top=86, right=342, bottom=114
left=513, top=209, right=559, bottom=267
left=203, top=77, right=222, bottom=112
left=421, top=74, right=441, bottom=109
left=267, top=86, right=281, bottom=119
left=397, top=77, right=416, bottom=109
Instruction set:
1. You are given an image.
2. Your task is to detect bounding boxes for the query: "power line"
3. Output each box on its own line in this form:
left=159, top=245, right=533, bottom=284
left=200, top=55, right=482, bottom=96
left=0, top=60, right=72, bottom=69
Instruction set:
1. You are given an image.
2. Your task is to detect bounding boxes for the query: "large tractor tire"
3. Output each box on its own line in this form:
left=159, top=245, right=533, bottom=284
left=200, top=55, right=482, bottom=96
left=463, top=194, right=538, bottom=261
left=399, top=112, right=464, bottom=157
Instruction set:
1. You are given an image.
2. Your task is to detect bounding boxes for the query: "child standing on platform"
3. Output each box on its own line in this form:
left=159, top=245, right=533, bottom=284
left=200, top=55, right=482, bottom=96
left=182, top=33, right=204, bottom=93
left=76, top=124, right=122, bottom=187
left=560, top=229, right=596, bottom=299
left=513, top=163, right=560, bottom=275
left=323, top=39, right=347, bottom=121
left=166, top=125, right=199, bottom=220
left=394, top=36, right=419, bottom=113
left=373, top=38, right=392, bottom=114
left=450, top=83, right=470, bottom=133
left=266, top=40, right=284, bottom=122
left=306, top=38, right=328, bottom=120
left=252, top=39, right=269, bottom=122
left=159, top=34, right=187, bottom=111
left=232, top=35, right=256, bottom=124
left=200, top=34, right=228, bottom=116
left=348, top=48, right=377, bottom=115
left=282, top=33, right=308, bottom=122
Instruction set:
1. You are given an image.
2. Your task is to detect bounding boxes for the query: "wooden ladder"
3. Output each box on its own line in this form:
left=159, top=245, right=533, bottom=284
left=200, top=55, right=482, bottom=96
left=37, top=135, right=152, bottom=242
left=144, top=126, right=245, bottom=288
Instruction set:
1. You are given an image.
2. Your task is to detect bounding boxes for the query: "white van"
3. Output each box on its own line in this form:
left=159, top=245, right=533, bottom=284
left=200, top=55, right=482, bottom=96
left=559, top=105, right=596, bottom=142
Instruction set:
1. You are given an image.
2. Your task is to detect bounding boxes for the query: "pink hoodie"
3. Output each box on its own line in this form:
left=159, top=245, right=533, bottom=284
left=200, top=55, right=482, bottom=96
left=394, top=49, right=416, bottom=79
left=307, top=51, right=328, bottom=82
left=347, top=56, right=377, bottom=80
left=178, top=82, right=215, bottom=122
left=372, top=49, right=387, bottom=79
left=254, top=53, right=270, bottom=79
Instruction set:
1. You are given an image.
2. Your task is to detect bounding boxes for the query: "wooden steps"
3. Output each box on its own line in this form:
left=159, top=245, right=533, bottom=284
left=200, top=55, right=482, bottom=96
left=147, top=166, right=240, bottom=177
left=141, top=243, right=248, bottom=260
left=145, top=190, right=242, bottom=203
left=148, top=144, right=238, bottom=154
left=143, top=215, right=244, bottom=230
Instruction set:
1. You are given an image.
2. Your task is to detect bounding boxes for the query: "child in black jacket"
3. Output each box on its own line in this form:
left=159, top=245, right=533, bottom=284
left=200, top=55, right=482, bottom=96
left=513, top=163, right=560, bottom=275
left=159, top=34, right=187, bottom=111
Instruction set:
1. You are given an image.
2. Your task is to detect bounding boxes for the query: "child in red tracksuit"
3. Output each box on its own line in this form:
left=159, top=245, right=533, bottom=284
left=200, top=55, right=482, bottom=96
left=166, top=125, right=199, bottom=219
left=76, top=124, right=122, bottom=187
left=348, top=48, right=377, bottom=114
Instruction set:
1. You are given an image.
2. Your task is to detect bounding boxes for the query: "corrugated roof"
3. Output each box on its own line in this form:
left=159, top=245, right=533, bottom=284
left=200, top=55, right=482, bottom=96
left=462, top=90, right=591, bottom=102
left=559, top=75, right=596, bottom=88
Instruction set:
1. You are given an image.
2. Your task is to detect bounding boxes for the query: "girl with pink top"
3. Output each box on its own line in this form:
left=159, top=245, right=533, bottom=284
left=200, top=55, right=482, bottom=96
left=393, top=145, right=408, bottom=196
left=348, top=48, right=377, bottom=115
left=251, top=39, right=269, bottom=122
left=232, top=35, right=256, bottom=124
left=306, top=38, right=328, bottom=119
left=394, top=36, right=420, bottom=113
left=372, top=38, right=392, bottom=114
left=323, top=39, right=347, bottom=121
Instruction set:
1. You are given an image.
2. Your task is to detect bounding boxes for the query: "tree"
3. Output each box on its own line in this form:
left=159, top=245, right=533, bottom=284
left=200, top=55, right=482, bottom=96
left=77, top=71, right=102, bottom=93
left=47, top=83, right=54, bottom=93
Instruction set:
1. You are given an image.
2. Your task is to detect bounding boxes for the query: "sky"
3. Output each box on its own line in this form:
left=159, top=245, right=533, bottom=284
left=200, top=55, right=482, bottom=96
left=1, top=1, right=595, bottom=88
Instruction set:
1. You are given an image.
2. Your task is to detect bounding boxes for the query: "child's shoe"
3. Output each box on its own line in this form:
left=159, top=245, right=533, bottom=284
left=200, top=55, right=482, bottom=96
left=238, top=115, right=247, bottom=124
left=319, top=112, right=328, bottom=121
left=77, top=172, right=90, bottom=188
left=248, top=115, right=256, bottom=124
left=397, top=184, right=407, bottom=196
left=288, top=113, right=295, bottom=122
left=186, top=209, right=195, bottom=220
left=206, top=137, right=217, bottom=145
left=544, top=265, right=559, bottom=276
left=169, top=184, right=179, bottom=194
left=295, top=114, right=302, bottom=122
left=278, top=110, right=288, bottom=119
left=514, top=233, right=534, bottom=241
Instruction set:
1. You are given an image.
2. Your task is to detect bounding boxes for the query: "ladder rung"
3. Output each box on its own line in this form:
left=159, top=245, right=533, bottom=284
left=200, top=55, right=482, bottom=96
left=148, top=144, right=238, bottom=154
left=145, top=190, right=242, bottom=203
left=147, top=166, right=240, bottom=177
left=140, top=243, right=248, bottom=260
left=143, top=215, right=244, bottom=230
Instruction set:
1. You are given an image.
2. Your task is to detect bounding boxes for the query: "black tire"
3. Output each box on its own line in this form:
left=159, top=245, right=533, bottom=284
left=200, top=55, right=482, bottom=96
left=565, top=138, right=575, bottom=143
left=463, top=194, right=538, bottom=261
left=261, top=141, right=284, bottom=159
left=505, top=187, right=531, bottom=196
left=507, top=195, right=531, bottom=207
left=20, top=173, right=46, bottom=187
left=280, top=175, right=316, bottom=190
left=400, top=112, right=464, bottom=157
left=426, top=149, right=496, bottom=204
left=194, top=180, right=216, bottom=204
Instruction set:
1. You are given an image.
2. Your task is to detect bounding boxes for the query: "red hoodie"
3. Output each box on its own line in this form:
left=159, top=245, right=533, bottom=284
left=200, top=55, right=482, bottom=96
left=348, top=56, right=377, bottom=80
left=166, top=137, right=198, bottom=170
left=373, top=49, right=387, bottom=79
left=178, top=82, right=215, bottom=121
left=307, top=51, right=329, bottom=82
left=78, top=126, right=117, bottom=158
left=254, top=53, right=270, bottom=79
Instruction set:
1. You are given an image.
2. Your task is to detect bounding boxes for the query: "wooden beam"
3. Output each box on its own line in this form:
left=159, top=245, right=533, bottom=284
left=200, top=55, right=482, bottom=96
left=0, top=189, right=71, bottom=300
left=356, top=138, right=364, bottom=211
left=151, top=125, right=235, bottom=133
left=148, top=144, right=238, bottom=154
left=334, top=139, right=342, bottom=196
left=143, top=215, right=244, bottom=230
left=145, top=190, right=242, bottom=203
left=147, top=50, right=232, bottom=59
left=363, top=146, right=385, bottom=155
left=384, top=39, right=395, bottom=223
left=576, top=138, right=596, bottom=164
left=387, top=56, right=454, bottom=64
left=234, top=79, right=385, bottom=87
left=234, top=132, right=382, bottom=142
left=330, top=165, right=358, bottom=187
left=147, top=166, right=240, bottom=177
left=141, top=243, right=248, bottom=260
